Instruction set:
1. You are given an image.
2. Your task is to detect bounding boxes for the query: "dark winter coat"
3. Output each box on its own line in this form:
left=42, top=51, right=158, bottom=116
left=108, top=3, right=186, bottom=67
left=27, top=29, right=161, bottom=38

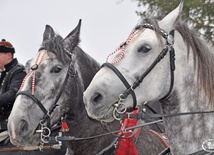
left=0, top=58, right=26, bottom=130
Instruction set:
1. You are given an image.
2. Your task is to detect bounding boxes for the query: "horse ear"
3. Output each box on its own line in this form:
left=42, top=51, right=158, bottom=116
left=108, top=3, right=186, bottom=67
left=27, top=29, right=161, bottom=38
left=159, top=0, right=184, bottom=32
left=42, top=25, right=55, bottom=44
left=63, top=19, right=81, bottom=52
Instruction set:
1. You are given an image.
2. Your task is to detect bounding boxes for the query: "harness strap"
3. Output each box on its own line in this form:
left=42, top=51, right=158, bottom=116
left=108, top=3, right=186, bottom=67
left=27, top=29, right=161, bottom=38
left=160, top=29, right=175, bottom=101
left=149, top=130, right=170, bottom=155
left=16, top=91, right=52, bottom=128
left=101, top=63, right=137, bottom=111
left=118, top=110, right=214, bottom=119
left=149, top=130, right=168, bottom=148
left=42, top=64, right=75, bottom=123
left=16, top=91, right=48, bottom=115
left=144, top=103, right=162, bottom=119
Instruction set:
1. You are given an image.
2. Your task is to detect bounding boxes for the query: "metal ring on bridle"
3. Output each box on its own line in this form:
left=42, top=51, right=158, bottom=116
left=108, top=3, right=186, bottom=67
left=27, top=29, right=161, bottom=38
left=41, top=127, right=51, bottom=138
left=119, top=94, right=126, bottom=100
left=41, top=136, right=49, bottom=144
left=113, top=108, right=122, bottom=121
left=114, top=102, right=127, bottom=114
left=40, top=119, right=46, bottom=126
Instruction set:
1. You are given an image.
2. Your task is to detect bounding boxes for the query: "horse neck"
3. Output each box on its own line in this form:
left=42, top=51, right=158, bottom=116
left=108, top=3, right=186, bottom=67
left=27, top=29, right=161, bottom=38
left=65, top=48, right=119, bottom=154
left=67, top=100, right=120, bottom=154
left=160, top=43, right=214, bottom=154
left=67, top=48, right=133, bottom=154
left=67, top=47, right=100, bottom=118
left=74, top=47, right=100, bottom=90
left=66, top=47, right=100, bottom=121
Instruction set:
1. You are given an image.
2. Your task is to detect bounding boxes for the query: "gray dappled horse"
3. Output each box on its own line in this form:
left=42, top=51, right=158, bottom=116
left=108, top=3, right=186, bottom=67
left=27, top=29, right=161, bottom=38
left=7, top=20, right=166, bottom=154
left=84, top=1, right=214, bottom=154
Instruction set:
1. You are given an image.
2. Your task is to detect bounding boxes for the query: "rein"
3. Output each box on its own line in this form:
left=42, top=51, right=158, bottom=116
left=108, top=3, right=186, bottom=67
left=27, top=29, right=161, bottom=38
left=48, top=119, right=164, bottom=142
left=116, top=103, right=214, bottom=120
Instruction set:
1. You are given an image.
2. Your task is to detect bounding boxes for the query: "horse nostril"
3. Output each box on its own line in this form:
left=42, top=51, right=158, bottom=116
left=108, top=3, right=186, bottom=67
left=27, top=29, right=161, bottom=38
left=20, top=120, right=28, bottom=134
left=92, top=93, right=103, bottom=105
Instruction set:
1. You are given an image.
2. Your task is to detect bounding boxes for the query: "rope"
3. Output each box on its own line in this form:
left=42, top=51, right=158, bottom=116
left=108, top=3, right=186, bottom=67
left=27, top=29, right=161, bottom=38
left=106, top=29, right=145, bottom=64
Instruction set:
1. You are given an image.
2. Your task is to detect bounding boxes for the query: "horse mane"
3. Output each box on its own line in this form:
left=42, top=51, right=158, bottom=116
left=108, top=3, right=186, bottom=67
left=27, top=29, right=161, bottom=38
left=139, top=17, right=214, bottom=107
left=175, top=19, right=214, bottom=106
left=41, top=33, right=100, bottom=90
left=41, top=34, right=99, bottom=68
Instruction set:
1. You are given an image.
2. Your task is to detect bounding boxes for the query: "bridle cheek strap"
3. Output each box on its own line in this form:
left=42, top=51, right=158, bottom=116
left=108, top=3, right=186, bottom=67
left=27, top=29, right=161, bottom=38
left=101, top=63, right=137, bottom=111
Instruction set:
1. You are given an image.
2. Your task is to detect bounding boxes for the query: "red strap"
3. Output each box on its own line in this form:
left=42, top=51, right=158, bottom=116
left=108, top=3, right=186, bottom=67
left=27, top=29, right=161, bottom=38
left=115, top=132, right=138, bottom=155
left=149, top=130, right=168, bottom=148
left=115, top=108, right=140, bottom=155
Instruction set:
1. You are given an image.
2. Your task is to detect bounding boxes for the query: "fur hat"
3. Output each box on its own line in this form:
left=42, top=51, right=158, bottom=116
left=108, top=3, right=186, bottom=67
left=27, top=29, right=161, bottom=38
left=0, top=39, right=15, bottom=53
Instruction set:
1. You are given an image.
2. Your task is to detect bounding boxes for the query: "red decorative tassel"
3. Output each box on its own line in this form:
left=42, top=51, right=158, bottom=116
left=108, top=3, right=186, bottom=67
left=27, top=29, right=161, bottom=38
left=61, top=120, right=69, bottom=132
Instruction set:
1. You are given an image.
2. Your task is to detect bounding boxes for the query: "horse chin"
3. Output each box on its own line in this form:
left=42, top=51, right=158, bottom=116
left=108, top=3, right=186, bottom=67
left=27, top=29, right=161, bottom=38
left=99, top=115, right=115, bottom=123
left=87, top=106, right=115, bottom=123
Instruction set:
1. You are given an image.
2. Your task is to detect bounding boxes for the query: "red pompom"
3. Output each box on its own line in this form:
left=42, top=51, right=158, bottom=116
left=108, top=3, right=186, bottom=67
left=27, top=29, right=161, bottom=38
left=61, top=120, right=69, bottom=132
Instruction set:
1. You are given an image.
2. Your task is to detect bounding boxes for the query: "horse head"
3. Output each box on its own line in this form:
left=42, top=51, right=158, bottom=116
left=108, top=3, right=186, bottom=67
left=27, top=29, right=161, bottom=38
left=83, top=1, right=184, bottom=122
left=7, top=20, right=83, bottom=146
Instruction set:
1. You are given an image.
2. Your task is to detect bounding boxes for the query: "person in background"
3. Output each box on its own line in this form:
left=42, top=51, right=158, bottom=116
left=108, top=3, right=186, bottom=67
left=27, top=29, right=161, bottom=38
left=0, top=39, right=26, bottom=143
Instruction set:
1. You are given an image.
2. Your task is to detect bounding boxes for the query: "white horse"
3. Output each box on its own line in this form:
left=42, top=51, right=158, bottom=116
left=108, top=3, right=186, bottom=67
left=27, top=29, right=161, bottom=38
left=84, top=1, right=214, bottom=154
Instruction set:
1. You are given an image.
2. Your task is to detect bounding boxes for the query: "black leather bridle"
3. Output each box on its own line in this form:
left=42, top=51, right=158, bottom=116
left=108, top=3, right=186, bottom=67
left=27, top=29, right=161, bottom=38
left=101, top=23, right=176, bottom=112
left=16, top=48, right=79, bottom=129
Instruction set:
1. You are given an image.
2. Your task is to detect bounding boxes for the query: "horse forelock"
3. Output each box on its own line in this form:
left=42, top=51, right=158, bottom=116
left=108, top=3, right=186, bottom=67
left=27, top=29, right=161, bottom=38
left=175, top=19, right=214, bottom=107
left=138, top=18, right=165, bottom=46
left=42, top=35, right=70, bottom=64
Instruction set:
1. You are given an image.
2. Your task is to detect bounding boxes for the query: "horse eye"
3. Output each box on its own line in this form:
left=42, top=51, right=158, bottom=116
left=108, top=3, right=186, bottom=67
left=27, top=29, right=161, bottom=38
left=138, top=45, right=151, bottom=53
left=51, top=66, right=62, bottom=73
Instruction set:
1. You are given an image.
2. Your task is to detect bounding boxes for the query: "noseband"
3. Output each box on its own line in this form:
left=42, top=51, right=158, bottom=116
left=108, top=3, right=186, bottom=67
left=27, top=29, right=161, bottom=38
left=101, top=23, right=176, bottom=112
left=16, top=48, right=79, bottom=129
